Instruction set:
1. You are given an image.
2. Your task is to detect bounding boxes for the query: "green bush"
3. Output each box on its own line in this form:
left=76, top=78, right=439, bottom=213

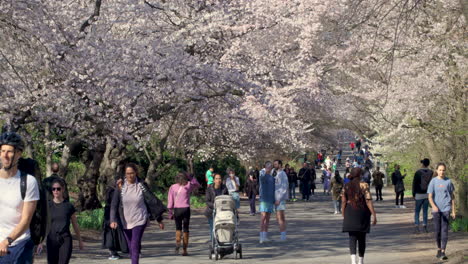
left=66, top=161, right=86, bottom=185
left=76, top=208, right=104, bottom=230
left=450, top=218, right=468, bottom=232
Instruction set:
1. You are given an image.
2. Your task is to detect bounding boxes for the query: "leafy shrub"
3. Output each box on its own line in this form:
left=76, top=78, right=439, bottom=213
left=450, top=218, right=468, bottom=232
left=77, top=208, right=104, bottom=230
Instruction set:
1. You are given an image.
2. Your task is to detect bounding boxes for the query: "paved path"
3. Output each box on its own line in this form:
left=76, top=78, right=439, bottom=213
left=35, top=186, right=467, bottom=264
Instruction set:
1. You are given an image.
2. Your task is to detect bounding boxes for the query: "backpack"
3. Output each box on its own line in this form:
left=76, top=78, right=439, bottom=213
left=391, top=172, right=397, bottom=185
left=419, top=168, right=433, bottom=193
left=19, top=158, right=50, bottom=245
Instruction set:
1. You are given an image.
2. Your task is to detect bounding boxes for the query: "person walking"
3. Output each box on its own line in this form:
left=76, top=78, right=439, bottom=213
left=331, top=171, right=344, bottom=214
left=110, top=163, right=165, bottom=264
left=298, top=163, right=312, bottom=201
left=371, top=167, right=384, bottom=201
left=205, top=167, right=214, bottom=187
left=412, top=158, right=433, bottom=233
left=273, top=160, right=288, bottom=241
left=361, top=166, right=371, bottom=185
left=342, top=168, right=377, bottom=264
left=391, top=165, right=406, bottom=208
left=204, top=174, right=228, bottom=240
left=37, top=179, right=84, bottom=264
left=244, top=171, right=259, bottom=215
left=428, top=163, right=456, bottom=261
left=167, top=172, right=200, bottom=256
left=0, top=132, right=39, bottom=264
left=102, top=177, right=128, bottom=260
left=287, top=167, right=298, bottom=201
left=308, top=163, right=317, bottom=196
left=350, top=142, right=355, bottom=152
left=225, top=169, right=241, bottom=209
left=259, top=162, right=275, bottom=243
left=323, top=166, right=332, bottom=195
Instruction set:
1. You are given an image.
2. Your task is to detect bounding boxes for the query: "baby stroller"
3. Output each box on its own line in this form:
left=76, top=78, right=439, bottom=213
left=209, top=195, right=242, bottom=260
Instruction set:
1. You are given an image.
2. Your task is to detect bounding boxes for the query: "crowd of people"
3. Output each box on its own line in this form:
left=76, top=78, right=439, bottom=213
left=0, top=132, right=458, bottom=264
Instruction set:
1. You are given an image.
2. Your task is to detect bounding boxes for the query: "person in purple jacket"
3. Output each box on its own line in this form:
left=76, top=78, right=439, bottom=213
left=167, top=172, right=200, bottom=256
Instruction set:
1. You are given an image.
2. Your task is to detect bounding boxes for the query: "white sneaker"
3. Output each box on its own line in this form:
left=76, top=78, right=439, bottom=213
left=400, top=205, right=407, bottom=208
left=334, top=211, right=338, bottom=214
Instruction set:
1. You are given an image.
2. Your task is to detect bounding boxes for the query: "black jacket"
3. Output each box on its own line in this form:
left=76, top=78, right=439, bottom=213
left=110, top=181, right=166, bottom=225
left=244, top=179, right=258, bottom=197
left=204, top=185, right=228, bottom=218
left=298, top=168, right=312, bottom=182
left=412, top=168, right=433, bottom=196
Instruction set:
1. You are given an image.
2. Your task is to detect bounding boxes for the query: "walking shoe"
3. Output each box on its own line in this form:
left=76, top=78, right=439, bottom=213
left=414, top=226, right=420, bottom=233
left=108, top=255, right=121, bottom=260
left=423, top=225, right=428, bottom=233
left=439, top=252, right=448, bottom=260
left=395, top=205, right=400, bottom=208
left=436, top=250, right=441, bottom=258
left=334, top=211, right=338, bottom=214
left=400, top=205, right=407, bottom=208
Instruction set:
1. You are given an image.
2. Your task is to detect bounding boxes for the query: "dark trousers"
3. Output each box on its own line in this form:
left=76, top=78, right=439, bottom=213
left=375, top=185, right=383, bottom=200
left=0, top=238, right=35, bottom=264
left=46, top=233, right=73, bottom=264
left=349, top=231, right=366, bottom=257
left=395, top=191, right=404, bottom=205
left=248, top=193, right=256, bottom=214
left=123, top=223, right=147, bottom=264
left=433, top=211, right=450, bottom=250
left=301, top=182, right=310, bottom=200
left=174, top=207, right=191, bottom=232
left=289, top=183, right=296, bottom=199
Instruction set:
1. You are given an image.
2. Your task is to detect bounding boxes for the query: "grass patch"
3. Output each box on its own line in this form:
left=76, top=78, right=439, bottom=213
left=76, top=208, right=104, bottom=230
left=450, top=218, right=468, bottom=232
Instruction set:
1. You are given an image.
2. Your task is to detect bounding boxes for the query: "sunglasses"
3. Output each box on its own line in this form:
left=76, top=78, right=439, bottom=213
left=52, top=187, right=62, bottom=191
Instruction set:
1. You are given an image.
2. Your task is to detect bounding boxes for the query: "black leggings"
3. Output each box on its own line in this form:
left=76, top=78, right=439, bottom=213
left=47, top=233, right=73, bottom=264
left=395, top=191, right=404, bottom=205
left=349, top=231, right=366, bottom=257
left=174, top=207, right=191, bottom=232
left=433, top=211, right=450, bottom=250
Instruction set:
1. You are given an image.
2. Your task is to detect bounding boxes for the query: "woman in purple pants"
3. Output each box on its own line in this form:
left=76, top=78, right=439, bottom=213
left=110, top=163, right=165, bottom=264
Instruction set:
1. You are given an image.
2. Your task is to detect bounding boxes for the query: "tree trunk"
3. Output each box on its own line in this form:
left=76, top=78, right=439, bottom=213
left=98, top=137, right=126, bottom=201
left=76, top=146, right=104, bottom=211
left=44, top=123, right=52, bottom=177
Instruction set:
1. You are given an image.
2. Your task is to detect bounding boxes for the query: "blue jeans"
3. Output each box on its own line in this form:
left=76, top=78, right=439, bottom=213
left=0, top=238, right=34, bottom=264
left=289, top=183, right=296, bottom=199
left=208, top=217, right=214, bottom=241
left=230, top=192, right=240, bottom=209
left=414, top=198, right=429, bottom=226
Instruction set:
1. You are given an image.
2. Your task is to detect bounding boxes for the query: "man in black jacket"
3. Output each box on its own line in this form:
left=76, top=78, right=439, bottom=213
left=298, top=163, right=312, bottom=201
left=412, top=158, right=433, bottom=233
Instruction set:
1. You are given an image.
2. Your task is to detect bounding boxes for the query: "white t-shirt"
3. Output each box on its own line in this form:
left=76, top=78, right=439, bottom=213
left=0, top=170, right=39, bottom=246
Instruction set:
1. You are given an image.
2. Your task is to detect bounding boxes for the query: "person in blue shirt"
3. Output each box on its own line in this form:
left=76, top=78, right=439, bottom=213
left=259, top=161, right=275, bottom=243
left=427, top=163, right=456, bottom=261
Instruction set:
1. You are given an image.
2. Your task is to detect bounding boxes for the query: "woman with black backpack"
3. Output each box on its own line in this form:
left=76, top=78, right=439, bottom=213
left=110, top=163, right=165, bottom=264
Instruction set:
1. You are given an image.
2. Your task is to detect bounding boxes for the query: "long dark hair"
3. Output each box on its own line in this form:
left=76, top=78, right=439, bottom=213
left=345, top=168, right=365, bottom=209
left=334, top=170, right=343, bottom=184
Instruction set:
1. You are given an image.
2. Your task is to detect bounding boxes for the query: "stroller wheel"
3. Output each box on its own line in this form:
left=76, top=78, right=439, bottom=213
left=215, top=251, right=219, bottom=261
